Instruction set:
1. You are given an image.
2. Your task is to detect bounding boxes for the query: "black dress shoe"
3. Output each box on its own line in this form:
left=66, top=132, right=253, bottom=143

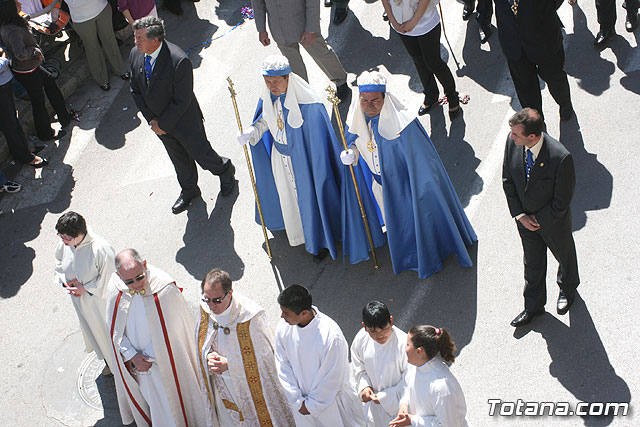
left=40, top=129, right=67, bottom=142
left=324, top=0, right=333, bottom=7
left=462, top=7, right=474, bottom=21
left=559, top=104, right=574, bottom=121
left=121, top=72, right=131, bottom=80
left=172, top=195, right=194, bottom=214
left=479, top=24, right=493, bottom=44
left=510, top=309, right=545, bottom=327
left=334, top=7, right=348, bottom=25
left=594, top=29, right=613, bottom=46
left=336, top=83, right=351, bottom=103
left=313, top=248, right=330, bottom=263
left=100, top=83, right=110, bottom=91
left=626, top=12, right=639, bottom=32
left=557, top=291, right=575, bottom=315
left=219, top=163, right=236, bottom=197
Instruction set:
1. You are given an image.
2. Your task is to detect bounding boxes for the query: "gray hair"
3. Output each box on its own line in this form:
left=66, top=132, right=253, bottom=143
left=115, top=248, right=144, bottom=271
left=132, top=16, right=165, bottom=42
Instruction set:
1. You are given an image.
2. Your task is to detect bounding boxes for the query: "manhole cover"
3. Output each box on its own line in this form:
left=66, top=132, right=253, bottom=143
left=77, top=353, right=119, bottom=412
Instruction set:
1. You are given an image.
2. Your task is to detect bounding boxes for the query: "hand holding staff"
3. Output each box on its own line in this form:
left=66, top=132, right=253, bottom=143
left=326, top=86, right=379, bottom=269
left=227, top=77, right=273, bottom=260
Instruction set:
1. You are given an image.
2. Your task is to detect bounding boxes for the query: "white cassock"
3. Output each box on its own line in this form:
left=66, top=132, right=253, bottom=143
left=252, top=98, right=305, bottom=247
left=54, top=230, right=115, bottom=364
left=120, top=294, right=176, bottom=427
left=350, top=326, right=407, bottom=426
left=275, top=306, right=365, bottom=427
left=350, top=121, right=386, bottom=224
left=401, top=356, right=469, bottom=427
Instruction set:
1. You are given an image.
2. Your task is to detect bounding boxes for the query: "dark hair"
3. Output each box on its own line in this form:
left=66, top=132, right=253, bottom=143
left=362, top=301, right=391, bottom=329
left=132, top=16, right=165, bottom=42
left=0, top=0, right=28, bottom=28
left=277, top=284, right=312, bottom=314
left=55, top=211, right=87, bottom=237
left=201, top=269, right=232, bottom=293
left=408, top=325, right=457, bottom=363
left=508, top=108, right=544, bottom=136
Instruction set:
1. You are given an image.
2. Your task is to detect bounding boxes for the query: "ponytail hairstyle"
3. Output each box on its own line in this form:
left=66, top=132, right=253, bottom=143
left=408, top=325, right=457, bottom=363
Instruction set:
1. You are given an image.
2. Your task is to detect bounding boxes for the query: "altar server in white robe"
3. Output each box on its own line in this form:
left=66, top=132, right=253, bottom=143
left=196, top=269, right=295, bottom=426
left=350, top=301, right=407, bottom=426
left=274, top=285, right=365, bottom=427
left=106, top=249, right=207, bottom=427
left=54, top=211, right=115, bottom=375
left=390, top=325, right=469, bottom=427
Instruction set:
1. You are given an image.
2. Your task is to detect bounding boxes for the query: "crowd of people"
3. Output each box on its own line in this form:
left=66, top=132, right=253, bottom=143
left=54, top=210, right=469, bottom=426
left=1, top=0, right=598, bottom=424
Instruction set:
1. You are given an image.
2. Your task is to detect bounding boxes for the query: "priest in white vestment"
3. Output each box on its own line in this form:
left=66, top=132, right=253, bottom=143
left=350, top=301, right=407, bottom=426
left=106, top=249, right=207, bottom=427
left=274, top=285, right=365, bottom=427
left=390, top=325, right=469, bottom=427
left=195, top=269, right=295, bottom=427
left=54, top=212, right=115, bottom=375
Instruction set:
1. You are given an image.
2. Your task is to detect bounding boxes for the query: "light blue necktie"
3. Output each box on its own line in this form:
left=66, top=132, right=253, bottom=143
left=144, top=55, right=152, bottom=83
left=525, top=149, right=534, bottom=181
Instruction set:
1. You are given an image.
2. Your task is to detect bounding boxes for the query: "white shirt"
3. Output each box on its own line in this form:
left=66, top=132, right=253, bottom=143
left=146, top=42, right=163, bottom=72
left=64, top=0, right=107, bottom=23
left=351, top=326, right=408, bottom=424
left=120, top=294, right=155, bottom=361
left=390, top=0, right=440, bottom=37
left=400, top=356, right=469, bottom=427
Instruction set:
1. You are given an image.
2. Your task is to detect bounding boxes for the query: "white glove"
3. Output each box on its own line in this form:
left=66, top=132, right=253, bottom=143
left=237, top=126, right=256, bottom=146
left=340, top=149, right=356, bottom=165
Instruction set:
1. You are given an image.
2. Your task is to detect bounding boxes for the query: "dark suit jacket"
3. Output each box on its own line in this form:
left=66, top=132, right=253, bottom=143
left=502, top=133, right=575, bottom=232
left=494, top=0, right=564, bottom=63
left=129, top=41, right=203, bottom=136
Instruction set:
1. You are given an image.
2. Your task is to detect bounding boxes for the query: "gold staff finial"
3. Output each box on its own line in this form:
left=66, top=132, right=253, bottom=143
left=325, top=85, right=379, bottom=269
left=227, top=77, right=273, bottom=259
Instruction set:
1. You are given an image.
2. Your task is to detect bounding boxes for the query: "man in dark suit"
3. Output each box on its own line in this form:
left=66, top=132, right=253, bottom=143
left=502, top=108, right=580, bottom=327
left=130, top=17, right=235, bottom=214
left=494, top=0, right=574, bottom=121
left=593, top=0, right=639, bottom=46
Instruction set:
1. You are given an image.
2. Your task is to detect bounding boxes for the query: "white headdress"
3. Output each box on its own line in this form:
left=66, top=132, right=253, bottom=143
left=346, top=70, right=414, bottom=141
left=260, top=55, right=322, bottom=130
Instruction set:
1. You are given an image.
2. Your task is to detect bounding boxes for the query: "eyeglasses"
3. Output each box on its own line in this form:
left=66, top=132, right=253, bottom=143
left=201, top=291, right=229, bottom=305
left=123, top=272, right=146, bottom=286
left=57, top=233, right=74, bottom=242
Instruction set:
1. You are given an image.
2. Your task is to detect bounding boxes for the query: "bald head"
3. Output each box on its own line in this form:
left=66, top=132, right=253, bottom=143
left=115, top=248, right=144, bottom=272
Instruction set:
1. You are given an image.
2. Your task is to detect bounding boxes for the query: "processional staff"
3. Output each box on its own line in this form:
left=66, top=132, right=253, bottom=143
left=326, top=86, right=379, bottom=269
left=227, top=77, right=272, bottom=260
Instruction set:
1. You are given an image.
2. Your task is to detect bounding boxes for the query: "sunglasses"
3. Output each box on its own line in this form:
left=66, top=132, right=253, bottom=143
left=123, top=272, right=146, bottom=286
left=201, top=291, right=229, bottom=305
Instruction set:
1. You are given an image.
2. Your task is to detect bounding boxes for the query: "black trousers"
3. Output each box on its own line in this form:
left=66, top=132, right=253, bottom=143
left=0, top=80, right=34, bottom=164
left=596, top=0, right=639, bottom=30
left=12, top=66, right=71, bottom=140
left=464, top=0, right=494, bottom=25
left=159, top=119, right=231, bottom=199
left=518, top=220, right=580, bottom=311
left=399, top=24, right=459, bottom=107
left=506, top=47, right=571, bottom=118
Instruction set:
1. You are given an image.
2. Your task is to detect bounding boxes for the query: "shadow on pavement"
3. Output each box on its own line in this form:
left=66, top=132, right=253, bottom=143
left=93, top=373, right=125, bottom=426
left=559, top=117, right=613, bottom=232
left=564, top=5, right=616, bottom=96
left=94, top=84, right=141, bottom=150
left=0, top=146, right=74, bottom=298
left=269, top=237, right=479, bottom=356
left=515, top=295, right=631, bottom=426
left=428, top=108, right=482, bottom=208
left=176, top=187, right=244, bottom=282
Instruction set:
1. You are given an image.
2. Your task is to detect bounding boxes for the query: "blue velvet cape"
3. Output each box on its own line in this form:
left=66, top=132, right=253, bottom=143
left=345, top=116, right=477, bottom=278
left=249, top=98, right=384, bottom=262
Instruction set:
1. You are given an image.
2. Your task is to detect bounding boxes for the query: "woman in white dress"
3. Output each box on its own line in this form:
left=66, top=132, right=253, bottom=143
left=54, top=212, right=116, bottom=375
left=390, top=325, right=469, bottom=427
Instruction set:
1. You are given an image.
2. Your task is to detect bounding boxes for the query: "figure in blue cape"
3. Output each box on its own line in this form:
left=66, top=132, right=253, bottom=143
left=237, top=56, right=383, bottom=262
left=340, top=71, right=477, bottom=279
